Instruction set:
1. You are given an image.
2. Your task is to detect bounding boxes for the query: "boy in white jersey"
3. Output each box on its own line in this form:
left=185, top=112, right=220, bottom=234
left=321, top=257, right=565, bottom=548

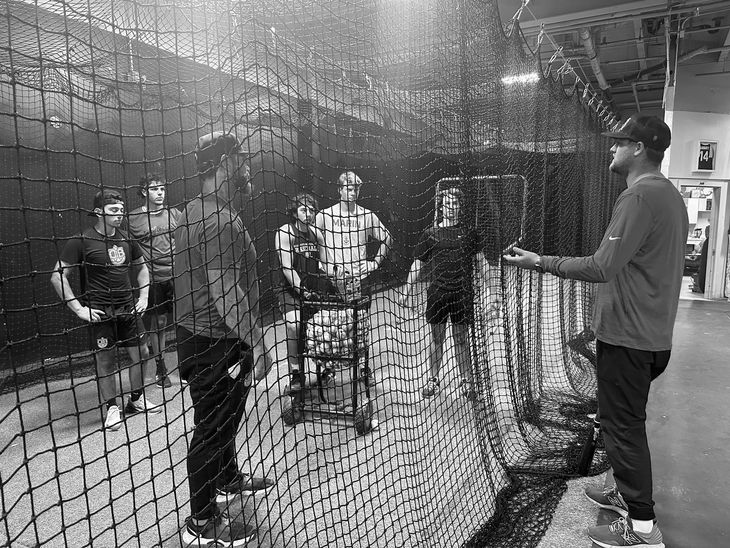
left=315, top=171, right=391, bottom=384
left=315, top=171, right=392, bottom=297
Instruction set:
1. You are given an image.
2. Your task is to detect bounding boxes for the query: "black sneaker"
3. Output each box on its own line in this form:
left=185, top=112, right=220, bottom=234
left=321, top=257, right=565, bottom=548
left=156, top=374, right=172, bottom=388
left=215, top=472, right=276, bottom=503
left=182, top=507, right=255, bottom=547
left=156, top=361, right=172, bottom=388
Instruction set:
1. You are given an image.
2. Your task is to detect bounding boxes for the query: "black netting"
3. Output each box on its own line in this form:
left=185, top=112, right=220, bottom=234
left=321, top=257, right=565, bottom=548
left=1, top=0, right=620, bottom=546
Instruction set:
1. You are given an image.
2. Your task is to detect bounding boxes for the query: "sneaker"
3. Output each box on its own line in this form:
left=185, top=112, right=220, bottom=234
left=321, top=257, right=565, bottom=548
left=182, top=507, right=255, bottom=547
left=156, top=361, right=172, bottom=388
left=156, top=373, right=172, bottom=388
left=421, top=377, right=440, bottom=398
left=215, top=472, right=276, bottom=504
left=585, top=484, right=629, bottom=517
left=125, top=395, right=163, bottom=415
left=459, top=379, right=477, bottom=401
left=587, top=517, right=665, bottom=548
left=105, top=405, right=122, bottom=431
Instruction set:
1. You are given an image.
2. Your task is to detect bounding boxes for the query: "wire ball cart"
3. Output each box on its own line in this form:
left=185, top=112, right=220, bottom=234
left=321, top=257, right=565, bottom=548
left=281, top=294, right=375, bottom=435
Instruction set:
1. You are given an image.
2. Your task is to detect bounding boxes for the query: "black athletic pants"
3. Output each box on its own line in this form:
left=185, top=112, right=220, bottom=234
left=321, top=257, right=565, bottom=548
left=176, top=327, right=252, bottom=520
left=596, top=340, right=670, bottom=521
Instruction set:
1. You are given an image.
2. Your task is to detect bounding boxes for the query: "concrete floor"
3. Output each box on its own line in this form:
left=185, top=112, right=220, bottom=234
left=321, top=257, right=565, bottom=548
left=2, top=286, right=727, bottom=547
left=543, top=291, right=730, bottom=548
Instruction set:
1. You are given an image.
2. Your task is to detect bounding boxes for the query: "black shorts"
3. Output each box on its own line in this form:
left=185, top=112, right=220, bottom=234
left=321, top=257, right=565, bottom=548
left=147, top=279, right=175, bottom=316
left=276, top=287, right=301, bottom=316
left=425, top=286, right=473, bottom=325
left=90, top=305, right=148, bottom=350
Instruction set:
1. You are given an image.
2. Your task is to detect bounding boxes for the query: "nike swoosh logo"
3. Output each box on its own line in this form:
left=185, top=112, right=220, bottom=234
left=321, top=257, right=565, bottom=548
left=609, top=236, right=621, bottom=241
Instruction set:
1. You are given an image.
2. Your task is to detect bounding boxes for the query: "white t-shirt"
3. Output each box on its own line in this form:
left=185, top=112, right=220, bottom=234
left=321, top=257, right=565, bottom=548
left=315, top=203, right=389, bottom=276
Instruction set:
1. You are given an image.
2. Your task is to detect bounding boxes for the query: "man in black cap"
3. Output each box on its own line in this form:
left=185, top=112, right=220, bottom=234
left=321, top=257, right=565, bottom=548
left=51, top=189, right=161, bottom=432
left=174, top=130, right=276, bottom=546
left=504, top=114, right=687, bottom=548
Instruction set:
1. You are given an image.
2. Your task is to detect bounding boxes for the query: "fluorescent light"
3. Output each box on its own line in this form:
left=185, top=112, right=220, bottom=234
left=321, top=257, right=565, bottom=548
left=501, top=73, right=540, bottom=85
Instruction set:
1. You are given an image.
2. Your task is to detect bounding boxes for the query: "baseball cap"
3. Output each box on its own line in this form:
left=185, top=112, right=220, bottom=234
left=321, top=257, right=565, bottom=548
left=195, top=131, right=249, bottom=172
left=601, top=114, right=671, bottom=152
left=89, top=189, right=124, bottom=216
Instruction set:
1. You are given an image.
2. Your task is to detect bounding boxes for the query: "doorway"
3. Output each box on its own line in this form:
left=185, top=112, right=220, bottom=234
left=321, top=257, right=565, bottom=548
left=679, top=183, right=729, bottom=300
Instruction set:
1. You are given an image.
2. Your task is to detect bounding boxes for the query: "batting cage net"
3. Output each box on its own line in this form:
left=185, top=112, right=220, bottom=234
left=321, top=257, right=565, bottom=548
left=0, top=0, right=622, bottom=546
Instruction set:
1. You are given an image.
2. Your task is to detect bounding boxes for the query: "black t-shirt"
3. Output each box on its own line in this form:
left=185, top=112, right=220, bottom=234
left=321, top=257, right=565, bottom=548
left=279, top=223, right=334, bottom=295
left=59, top=227, right=143, bottom=307
left=415, top=223, right=478, bottom=291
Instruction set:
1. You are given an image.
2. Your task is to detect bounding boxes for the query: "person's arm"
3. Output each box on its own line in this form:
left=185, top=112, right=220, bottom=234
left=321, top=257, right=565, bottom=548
left=132, top=256, right=150, bottom=314
left=504, top=193, right=652, bottom=283
left=397, top=258, right=423, bottom=307
left=50, top=259, right=105, bottom=323
left=314, top=212, right=335, bottom=277
left=208, top=222, right=274, bottom=380
left=363, top=212, right=392, bottom=275
left=275, top=226, right=303, bottom=292
left=398, top=228, right=432, bottom=306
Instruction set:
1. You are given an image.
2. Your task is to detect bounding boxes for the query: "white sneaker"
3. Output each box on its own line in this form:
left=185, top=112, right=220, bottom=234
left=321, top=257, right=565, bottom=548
left=105, top=405, right=122, bottom=430
left=125, top=396, right=162, bottom=415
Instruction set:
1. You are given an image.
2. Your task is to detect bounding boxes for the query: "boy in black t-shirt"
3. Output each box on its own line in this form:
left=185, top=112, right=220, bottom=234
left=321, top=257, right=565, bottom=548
left=51, top=189, right=161, bottom=431
left=399, top=186, right=478, bottom=400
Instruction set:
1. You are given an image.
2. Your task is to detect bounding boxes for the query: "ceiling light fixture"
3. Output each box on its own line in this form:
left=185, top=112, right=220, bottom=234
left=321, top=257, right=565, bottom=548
left=501, top=72, right=540, bottom=85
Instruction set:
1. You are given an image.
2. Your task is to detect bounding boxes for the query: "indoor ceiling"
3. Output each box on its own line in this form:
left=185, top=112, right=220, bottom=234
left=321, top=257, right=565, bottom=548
left=496, top=0, right=730, bottom=117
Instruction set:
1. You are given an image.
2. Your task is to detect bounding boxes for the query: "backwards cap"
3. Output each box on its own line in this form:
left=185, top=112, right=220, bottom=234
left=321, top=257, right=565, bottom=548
left=195, top=131, right=249, bottom=173
left=89, top=189, right=124, bottom=217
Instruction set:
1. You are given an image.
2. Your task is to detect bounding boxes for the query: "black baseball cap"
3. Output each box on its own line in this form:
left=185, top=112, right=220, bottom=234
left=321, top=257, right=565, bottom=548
left=89, top=189, right=124, bottom=216
left=602, top=114, right=671, bottom=152
left=195, top=131, right=249, bottom=172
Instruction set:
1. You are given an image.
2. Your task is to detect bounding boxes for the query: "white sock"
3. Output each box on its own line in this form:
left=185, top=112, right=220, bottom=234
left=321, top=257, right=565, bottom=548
left=631, top=518, right=654, bottom=534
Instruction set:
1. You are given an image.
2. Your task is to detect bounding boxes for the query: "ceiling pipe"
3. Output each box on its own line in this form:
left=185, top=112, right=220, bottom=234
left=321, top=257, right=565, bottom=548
left=632, top=83, right=642, bottom=111
left=515, top=0, right=730, bottom=35
left=579, top=27, right=610, bottom=90
left=609, top=45, right=712, bottom=85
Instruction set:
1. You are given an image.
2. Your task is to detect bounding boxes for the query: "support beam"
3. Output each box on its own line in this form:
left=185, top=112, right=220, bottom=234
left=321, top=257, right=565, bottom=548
left=633, top=20, right=649, bottom=78
left=719, top=29, right=730, bottom=64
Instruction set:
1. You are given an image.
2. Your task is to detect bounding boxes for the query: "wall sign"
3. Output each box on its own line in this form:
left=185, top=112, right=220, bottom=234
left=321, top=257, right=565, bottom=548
left=695, top=140, right=718, bottom=172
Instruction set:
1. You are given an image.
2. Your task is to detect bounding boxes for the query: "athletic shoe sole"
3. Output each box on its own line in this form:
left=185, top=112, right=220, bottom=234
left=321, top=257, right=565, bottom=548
left=181, top=529, right=255, bottom=547
left=589, top=535, right=664, bottom=548
left=215, top=483, right=275, bottom=504
left=584, top=492, right=629, bottom=518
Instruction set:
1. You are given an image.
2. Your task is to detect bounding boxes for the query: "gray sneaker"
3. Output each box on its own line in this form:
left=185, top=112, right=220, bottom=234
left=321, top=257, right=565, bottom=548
left=587, top=517, right=664, bottom=548
left=585, top=484, right=629, bottom=517
left=182, top=507, right=255, bottom=547
left=216, top=472, right=276, bottom=503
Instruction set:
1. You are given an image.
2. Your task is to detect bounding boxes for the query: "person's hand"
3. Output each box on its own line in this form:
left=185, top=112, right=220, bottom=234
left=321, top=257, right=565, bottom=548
left=133, top=297, right=148, bottom=315
left=75, top=306, right=106, bottom=323
left=502, top=247, right=540, bottom=270
left=299, top=287, right=318, bottom=301
left=253, top=342, right=275, bottom=383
